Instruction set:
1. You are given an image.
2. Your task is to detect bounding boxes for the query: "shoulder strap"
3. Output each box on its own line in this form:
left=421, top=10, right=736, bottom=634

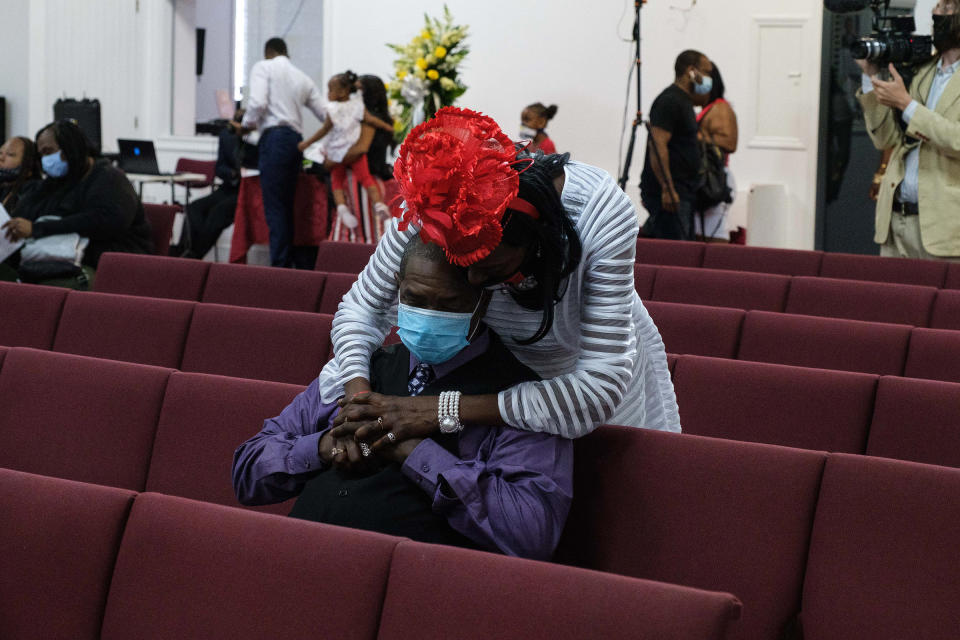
left=696, top=101, right=716, bottom=124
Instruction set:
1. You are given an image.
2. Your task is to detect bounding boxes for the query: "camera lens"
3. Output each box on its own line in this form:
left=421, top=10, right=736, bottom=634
left=852, top=37, right=886, bottom=61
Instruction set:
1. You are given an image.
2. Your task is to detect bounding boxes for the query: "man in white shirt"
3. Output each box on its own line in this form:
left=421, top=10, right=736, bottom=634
left=857, top=1, right=960, bottom=260
left=237, top=38, right=326, bottom=268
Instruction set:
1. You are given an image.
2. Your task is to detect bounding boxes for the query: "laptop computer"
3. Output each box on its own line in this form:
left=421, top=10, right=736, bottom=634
left=117, top=139, right=176, bottom=176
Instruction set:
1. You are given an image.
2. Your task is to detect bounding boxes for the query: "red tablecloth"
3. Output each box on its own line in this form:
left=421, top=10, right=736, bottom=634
left=230, top=174, right=329, bottom=263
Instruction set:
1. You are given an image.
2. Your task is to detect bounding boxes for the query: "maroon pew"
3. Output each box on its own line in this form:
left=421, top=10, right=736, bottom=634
left=0, top=281, right=68, bottom=349
left=738, top=311, right=911, bottom=376
left=800, top=454, right=960, bottom=639
left=94, top=252, right=210, bottom=301
left=0, top=348, right=171, bottom=490
left=0, top=468, right=136, bottom=640
left=635, top=238, right=705, bottom=267
left=818, top=252, right=947, bottom=287
left=784, top=276, right=936, bottom=327
left=702, top=244, right=823, bottom=276
left=556, top=427, right=825, bottom=640
left=674, top=355, right=878, bottom=453
left=202, top=262, right=327, bottom=312
left=651, top=265, right=790, bottom=312
left=314, top=240, right=376, bottom=274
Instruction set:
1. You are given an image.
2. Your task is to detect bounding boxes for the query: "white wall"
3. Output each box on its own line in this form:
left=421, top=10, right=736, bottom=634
left=0, top=0, right=31, bottom=140
left=173, top=0, right=198, bottom=136
left=242, top=0, right=325, bottom=135
left=12, top=0, right=175, bottom=150
left=195, top=0, right=236, bottom=123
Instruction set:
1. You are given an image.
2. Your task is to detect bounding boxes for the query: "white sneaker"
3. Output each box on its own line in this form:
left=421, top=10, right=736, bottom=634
left=337, top=204, right=359, bottom=229
left=373, top=202, right=391, bottom=219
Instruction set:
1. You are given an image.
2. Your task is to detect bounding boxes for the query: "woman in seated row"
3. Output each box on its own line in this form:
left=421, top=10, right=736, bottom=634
left=1, top=120, right=152, bottom=287
left=0, top=136, right=42, bottom=211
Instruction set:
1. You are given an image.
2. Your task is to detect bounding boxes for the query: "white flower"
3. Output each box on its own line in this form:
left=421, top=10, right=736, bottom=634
left=401, top=75, right=428, bottom=105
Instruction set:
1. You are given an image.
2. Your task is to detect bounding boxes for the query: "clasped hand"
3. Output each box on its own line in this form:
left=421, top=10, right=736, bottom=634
left=321, top=392, right=439, bottom=469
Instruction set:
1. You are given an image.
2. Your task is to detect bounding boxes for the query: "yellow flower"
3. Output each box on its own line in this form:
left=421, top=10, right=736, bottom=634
left=439, top=77, right=456, bottom=91
left=397, top=70, right=407, bottom=80
left=415, top=57, right=428, bottom=70
left=421, top=29, right=432, bottom=40
left=434, top=46, right=447, bottom=58
left=414, top=68, right=426, bottom=80
left=427, top=69, right=439, bottom=80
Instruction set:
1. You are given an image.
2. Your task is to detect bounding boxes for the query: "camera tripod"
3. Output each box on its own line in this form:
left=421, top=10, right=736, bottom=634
left=618, top=0, right=645, bottom=191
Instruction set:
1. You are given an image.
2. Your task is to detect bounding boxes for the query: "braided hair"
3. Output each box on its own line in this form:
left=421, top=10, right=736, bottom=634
left=1, top=136, right=41, bottom=209
left=35, top=119, right=94, bottom=184
left=501, top=151, right=582, bottom=345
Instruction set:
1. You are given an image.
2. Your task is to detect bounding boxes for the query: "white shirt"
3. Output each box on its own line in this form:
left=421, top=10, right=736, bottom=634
left=316, top=161, right=682, bottom=438
left=862, top=57, right=960, bottom=203
left=241, top=55, right=326, bottom=135
left=320, top=92, right=365, bottom=163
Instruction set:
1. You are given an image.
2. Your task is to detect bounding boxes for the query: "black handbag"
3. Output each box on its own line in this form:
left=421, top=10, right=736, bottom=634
left=696, top=129, right=732, bottom=210
left=18, top=260, right=88, bottom=289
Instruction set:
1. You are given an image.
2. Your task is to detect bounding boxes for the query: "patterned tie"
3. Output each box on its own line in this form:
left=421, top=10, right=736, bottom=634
left=407, top=363, right=435, bottom=397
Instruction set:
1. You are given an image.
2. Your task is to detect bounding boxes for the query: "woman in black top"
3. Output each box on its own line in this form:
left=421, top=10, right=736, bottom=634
left=357, top=75, right=396, bottom=180
left=3, top=120, right=153, bottom=268
left=0, top=136, right=42, bottom=211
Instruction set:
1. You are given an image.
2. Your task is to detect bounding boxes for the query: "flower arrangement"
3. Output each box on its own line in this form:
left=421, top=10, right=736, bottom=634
left=386, top=5, right=469, bottom=143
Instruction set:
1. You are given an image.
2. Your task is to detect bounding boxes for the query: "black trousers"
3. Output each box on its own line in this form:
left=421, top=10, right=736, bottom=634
left=185, top=187, right=238, bottom=258
left=641, top=195, right=695, bottom=241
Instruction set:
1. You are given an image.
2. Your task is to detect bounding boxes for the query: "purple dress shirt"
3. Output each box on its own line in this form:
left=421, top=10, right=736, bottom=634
left=232, top=332, right=574, bottom=561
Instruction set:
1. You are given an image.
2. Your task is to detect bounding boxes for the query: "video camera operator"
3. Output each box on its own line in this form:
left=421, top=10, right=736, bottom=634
left=858, top=0, right=960, bottom=260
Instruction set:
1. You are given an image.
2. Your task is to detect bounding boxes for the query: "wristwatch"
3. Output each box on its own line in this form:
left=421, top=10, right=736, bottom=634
left=438, top=390, right=463, bottom=434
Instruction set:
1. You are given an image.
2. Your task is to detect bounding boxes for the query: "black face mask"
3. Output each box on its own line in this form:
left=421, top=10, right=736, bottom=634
left=0, top=166, right=20, bottom=182
left=933, top=13, right=960, bottom=53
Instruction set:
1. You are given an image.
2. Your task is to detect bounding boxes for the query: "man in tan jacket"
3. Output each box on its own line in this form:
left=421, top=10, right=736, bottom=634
left=858, top=0, right=960, bottom=260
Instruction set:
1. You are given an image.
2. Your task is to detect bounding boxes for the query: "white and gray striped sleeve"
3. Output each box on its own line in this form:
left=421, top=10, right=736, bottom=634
left=499, top=179, right=640, bottom=438
left=329, top=219, right=418, bottom=384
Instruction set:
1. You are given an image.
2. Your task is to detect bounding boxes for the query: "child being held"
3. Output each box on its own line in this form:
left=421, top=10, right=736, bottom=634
left=299, top=71, right=394, bottom=229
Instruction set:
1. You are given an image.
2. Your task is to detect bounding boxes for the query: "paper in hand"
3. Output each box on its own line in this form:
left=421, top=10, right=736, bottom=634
left=0, top=202, right=25, bottom=264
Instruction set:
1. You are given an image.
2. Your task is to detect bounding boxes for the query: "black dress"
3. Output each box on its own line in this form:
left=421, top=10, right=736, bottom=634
left=14, top=161, right=153, bottom=267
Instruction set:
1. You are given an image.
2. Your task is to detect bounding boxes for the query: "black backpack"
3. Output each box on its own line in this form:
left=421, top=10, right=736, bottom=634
left=696, top=123, right=732, bottom=210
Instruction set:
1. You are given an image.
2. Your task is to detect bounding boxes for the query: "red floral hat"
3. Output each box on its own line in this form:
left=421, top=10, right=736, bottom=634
left=393, top=107, right=521, bottom=266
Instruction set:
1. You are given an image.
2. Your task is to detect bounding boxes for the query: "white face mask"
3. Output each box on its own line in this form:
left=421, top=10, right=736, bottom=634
left=519, top=124, right=540, bottom=140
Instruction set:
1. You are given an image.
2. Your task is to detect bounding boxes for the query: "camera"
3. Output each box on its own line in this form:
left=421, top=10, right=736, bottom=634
left=826, top=0, right=933, bottom=66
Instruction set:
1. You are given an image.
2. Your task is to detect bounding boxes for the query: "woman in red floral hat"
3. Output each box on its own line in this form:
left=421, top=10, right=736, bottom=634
left=319, top=107, right=679, bottom=447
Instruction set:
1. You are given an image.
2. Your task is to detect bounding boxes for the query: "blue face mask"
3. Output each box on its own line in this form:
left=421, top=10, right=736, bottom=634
left=397, top=300, right=480, bottom=365
left=692, top=72, right=713, bottom=96
left=41, top=151, right=69, bottom=178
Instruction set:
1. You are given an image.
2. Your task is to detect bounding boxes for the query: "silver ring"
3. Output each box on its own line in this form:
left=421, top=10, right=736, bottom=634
left=360, top=442, right=372, bottom=457
left=330, top=447, right=344, bottom=457
left=386, top=432, right=397, bottom=443
left=377, top=416, right=384, bottom=427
